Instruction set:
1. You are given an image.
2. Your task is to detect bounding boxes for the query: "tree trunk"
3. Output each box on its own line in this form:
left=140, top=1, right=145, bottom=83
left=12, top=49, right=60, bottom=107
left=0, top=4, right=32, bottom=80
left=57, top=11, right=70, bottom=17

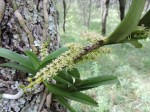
left=77, top=0, right=92, bottom=27
left=118, top=0, right=126, bottom=21
left=62, top=0, right=66, bottom=32
left=87, top=0, right=92, bottom=28
left=0, top=0, right=65, bottom=112
left=101, top=0, right=110, bottom=35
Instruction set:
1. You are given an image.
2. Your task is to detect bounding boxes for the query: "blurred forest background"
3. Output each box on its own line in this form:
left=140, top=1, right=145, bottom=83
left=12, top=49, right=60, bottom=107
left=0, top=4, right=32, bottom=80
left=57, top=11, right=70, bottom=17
left=56, top=0, right=150, bottom=112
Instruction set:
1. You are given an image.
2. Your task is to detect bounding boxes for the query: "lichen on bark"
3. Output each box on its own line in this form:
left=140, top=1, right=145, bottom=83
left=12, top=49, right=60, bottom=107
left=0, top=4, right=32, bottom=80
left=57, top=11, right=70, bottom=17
left=0, top=0, right=65, bottom=112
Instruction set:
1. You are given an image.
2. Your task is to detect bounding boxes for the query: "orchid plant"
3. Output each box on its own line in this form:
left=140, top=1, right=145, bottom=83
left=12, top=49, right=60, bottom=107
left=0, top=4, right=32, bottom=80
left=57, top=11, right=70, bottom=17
left=0, top=0, right=150, bottom=112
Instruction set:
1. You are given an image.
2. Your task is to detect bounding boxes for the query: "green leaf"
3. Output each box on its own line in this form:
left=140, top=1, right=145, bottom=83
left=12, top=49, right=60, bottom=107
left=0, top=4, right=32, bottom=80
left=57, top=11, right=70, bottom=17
left=44, top=82, right=71, bottom=97
left=139, top=9, right=150, bottom=28
left=39, top=47, right=69, bottom=70
left=0, top=63, right=35, bottom=74
left=25, top=50, right=40, bottom=69
left=54, top=76, right=74, bottom=87
left=54, top=75, right=77, bottom=91
left=76, top=75, right=117, bottom=91
left=55, top=84, right=68, bottom=89
left=69, top=92, right=98, bottom=106
left=57, top=71, right=73, bottom=84
left=55, top=96, right=77, bottom=112
left=106, top=0, right=145, bottom=43
left=44, top=82, right=98, bottom=106
left=67, top=68, right=80, bottom=79
left=0, top=48, right=34, bottom=69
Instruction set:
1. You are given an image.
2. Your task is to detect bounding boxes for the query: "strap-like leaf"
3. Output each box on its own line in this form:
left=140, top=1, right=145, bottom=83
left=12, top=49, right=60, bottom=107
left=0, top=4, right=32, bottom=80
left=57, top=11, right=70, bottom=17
left=69, top=92, right=98, bottom=106
left=106, top=0, right=145, bottom=43
left=78, top=79, right=117, bottom=91
left=0, top=48, right=34, bottom=69
left=54, top=76, right=77, bottom=91
left=139, top=9, right=150, bottom=28
left=55, top=84, right=68, bottom=89
left=57, top=71, right=73, bottom=84
left=54, top=76, right=74, bottom=87
left=55, top=96, right=77, bottom=112
left=44, top=82, right=71, bottom=97
left=0, top=63, right=35, bottom=74
left=25, top=50, right=40, bottom=69
left=67, top=68, right=80, bottom=79
left=76, top=75, right=117, bottom=90
left=44, top=82, right=98, bottom=106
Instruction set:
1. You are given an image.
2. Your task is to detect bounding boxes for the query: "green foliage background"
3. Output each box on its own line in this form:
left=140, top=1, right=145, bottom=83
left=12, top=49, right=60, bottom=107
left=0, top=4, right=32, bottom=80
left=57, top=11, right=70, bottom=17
left=57, top=2, right=150, bottom=112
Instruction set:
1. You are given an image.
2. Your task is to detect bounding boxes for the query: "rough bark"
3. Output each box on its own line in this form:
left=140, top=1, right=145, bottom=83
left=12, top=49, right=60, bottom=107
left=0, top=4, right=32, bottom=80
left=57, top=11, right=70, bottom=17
left=101, top=0, right=110, bottom=35
left=0, top=0, right=65, bottom=112
left=118, top=0, right=126, bottom=21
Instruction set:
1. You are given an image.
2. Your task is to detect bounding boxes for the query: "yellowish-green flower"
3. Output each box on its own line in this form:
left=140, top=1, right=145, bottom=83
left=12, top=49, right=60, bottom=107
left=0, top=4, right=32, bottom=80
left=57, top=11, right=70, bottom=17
left=34, top=43, right=83, bottom=81
left=82, top=47, right=111, bottom=61
left=81, top=32, right=104, bottom=44
left=40, top=41, right=49, bottom=60
left=27, top=42, right=111, bottom=89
